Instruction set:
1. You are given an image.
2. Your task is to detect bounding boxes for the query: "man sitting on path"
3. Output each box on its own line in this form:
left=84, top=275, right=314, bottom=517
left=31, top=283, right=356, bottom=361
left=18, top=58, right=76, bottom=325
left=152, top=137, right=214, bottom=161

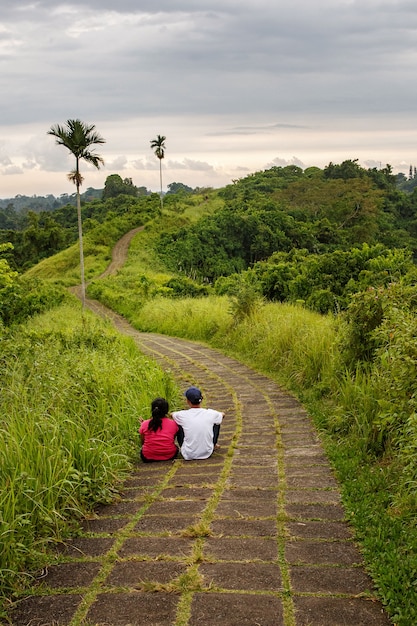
left=171, top=386, right=224, bottom=460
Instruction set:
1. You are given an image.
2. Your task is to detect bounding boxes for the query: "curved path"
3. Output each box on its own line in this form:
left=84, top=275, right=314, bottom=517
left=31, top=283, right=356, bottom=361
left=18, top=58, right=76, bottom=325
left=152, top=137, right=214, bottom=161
left=9, top=230, right=392, bottom=626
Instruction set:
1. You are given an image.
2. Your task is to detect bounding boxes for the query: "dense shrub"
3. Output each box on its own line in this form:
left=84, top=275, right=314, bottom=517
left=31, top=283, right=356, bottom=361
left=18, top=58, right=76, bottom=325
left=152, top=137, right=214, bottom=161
left=0, top=274, right=68, bottom=327
left=161, top=276, right=209, bottom=298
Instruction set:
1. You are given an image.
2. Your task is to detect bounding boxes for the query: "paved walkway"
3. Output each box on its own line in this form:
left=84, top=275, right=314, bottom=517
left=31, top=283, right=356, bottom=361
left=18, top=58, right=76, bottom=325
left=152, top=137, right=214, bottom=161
left=7, top=301, right=392, bottom=625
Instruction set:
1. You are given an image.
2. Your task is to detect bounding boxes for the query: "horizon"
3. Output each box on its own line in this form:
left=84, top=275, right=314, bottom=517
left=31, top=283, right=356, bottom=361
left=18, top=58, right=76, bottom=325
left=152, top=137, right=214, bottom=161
left=0, top=156, right=413, bottom=202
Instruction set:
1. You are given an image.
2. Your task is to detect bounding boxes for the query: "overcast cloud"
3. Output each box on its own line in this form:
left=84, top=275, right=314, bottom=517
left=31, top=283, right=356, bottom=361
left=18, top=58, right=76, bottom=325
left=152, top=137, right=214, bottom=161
left=1, top=0, right=417, bottom=197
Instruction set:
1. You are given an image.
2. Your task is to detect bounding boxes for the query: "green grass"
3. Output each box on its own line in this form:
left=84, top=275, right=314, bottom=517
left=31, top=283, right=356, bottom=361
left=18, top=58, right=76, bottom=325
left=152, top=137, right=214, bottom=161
left=0, top=302, right=177, bottom=608
left=24, top=239, right=111, bottom=283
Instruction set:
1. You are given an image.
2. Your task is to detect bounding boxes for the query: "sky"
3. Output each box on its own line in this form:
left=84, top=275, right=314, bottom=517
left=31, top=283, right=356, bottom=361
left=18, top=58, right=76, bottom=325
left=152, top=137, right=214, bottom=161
left=1, top=0, right=417, bottom=199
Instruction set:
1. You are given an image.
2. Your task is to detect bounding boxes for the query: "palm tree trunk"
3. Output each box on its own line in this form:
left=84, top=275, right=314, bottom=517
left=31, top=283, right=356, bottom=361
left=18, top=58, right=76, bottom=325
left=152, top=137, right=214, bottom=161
left=76, top=178, right=86, bottom=309
left=159, top=159, right=163, bottom=210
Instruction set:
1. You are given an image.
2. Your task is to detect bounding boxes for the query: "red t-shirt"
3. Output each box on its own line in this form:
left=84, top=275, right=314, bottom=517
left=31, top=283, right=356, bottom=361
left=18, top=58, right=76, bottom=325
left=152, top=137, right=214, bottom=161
left=139, top=417, right=179, bottom=460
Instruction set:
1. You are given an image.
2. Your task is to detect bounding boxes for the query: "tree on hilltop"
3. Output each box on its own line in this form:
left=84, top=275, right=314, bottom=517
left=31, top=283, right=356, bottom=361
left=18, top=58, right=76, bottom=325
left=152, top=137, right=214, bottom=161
left=48, top=119, right=105, bottom=308
left=150, top=134, right=166, bottom=209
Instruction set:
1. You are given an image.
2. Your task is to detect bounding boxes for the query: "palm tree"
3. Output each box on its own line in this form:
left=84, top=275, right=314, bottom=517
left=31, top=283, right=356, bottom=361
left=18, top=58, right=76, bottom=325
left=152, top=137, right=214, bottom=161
left=150, top=134, right=166, bottom=209
left=48, top=119, right=105, bottom=308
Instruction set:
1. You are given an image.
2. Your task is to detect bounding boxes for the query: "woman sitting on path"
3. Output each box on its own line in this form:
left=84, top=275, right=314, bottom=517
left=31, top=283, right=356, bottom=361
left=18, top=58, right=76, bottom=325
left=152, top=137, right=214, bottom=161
left=139, top=397, right=180, bottom=462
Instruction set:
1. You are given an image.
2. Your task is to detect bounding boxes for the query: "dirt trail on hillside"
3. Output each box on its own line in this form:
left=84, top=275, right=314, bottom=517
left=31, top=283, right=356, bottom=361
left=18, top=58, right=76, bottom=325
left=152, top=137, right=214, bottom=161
left=98, top=226, right=144, bottom=279
left=6, top=228, right=392, bottom=626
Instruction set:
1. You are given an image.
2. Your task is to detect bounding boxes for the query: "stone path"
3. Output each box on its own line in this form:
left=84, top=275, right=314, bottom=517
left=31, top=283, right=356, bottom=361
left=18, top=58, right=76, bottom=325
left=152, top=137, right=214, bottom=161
left=7, top=302, right=393, bottom=625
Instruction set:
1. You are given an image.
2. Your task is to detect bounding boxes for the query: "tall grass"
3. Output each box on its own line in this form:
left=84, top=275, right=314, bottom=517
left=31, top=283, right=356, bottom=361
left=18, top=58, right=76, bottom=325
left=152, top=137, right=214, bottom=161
left=24, top=239, right=110, bottom=283
left=134, top=297, right=336, bottom=391
left=133, top=295, right=231, bottom=340
left=0, top=303, right=177, bottom=605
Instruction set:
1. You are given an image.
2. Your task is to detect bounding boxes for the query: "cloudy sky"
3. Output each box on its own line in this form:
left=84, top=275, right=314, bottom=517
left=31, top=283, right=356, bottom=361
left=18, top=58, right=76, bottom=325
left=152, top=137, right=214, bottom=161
left=1, top=0, right=417, bottom=198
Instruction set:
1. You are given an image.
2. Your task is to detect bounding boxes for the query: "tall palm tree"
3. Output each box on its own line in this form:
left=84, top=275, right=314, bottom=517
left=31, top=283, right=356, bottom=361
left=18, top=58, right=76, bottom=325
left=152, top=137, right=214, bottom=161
left=48, top=119, right=105, bottom=309
left=150, top=134, right=166, bottom=209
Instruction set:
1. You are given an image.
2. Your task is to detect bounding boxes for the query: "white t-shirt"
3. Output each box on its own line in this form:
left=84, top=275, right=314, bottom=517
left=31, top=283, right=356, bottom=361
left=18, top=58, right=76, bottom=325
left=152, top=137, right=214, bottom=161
left=172, top=407, right=223, bottom=460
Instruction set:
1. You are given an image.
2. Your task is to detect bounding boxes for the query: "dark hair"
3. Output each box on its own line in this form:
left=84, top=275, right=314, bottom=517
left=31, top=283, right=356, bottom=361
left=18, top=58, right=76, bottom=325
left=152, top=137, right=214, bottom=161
left=148, top=397, right=169, bottom=432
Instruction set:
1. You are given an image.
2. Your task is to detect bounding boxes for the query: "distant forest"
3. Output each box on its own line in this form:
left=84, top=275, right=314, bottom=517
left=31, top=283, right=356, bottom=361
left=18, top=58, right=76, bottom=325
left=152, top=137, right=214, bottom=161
left=2, top=162, right=417, bottom=283
left=1, top=162, right=417, bottom=217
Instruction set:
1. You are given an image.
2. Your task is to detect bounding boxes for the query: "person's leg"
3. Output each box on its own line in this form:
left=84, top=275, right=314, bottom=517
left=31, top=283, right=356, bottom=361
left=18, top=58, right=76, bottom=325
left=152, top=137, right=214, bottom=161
left=169, top=447, right=179, bottom=460
left=176, top=426, right=184, bottom=446
left=213, top=424, right=221, bottom=446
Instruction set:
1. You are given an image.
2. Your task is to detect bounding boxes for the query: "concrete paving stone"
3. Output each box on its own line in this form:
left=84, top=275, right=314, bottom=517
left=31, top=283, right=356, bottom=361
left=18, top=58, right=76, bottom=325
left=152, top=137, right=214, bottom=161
left=279, top=417, right=313, bottom=425
left=284, top=466, right=336, bottom=478
left=118, top=474, right=167, bottom=487
left=284, top=446, right=328, bottom=460
left=240, top=424, right=275, bottom=432
left=118, top=536, right=194, bottom=558
left=86, top=591, right=179, bottom=625
left=120, top=478, right=152, bottom=500
left=278, top=422, right=315, bottom=436
left=227, top=475, right=279, bottom=488
left=285, top=460, right=330, bottom=471
left=286, top=489, right=341, bottom=504
left=287, top=521, right=353, bottom=540
left=229, top=462, right=278, bottom=472
left=54, top=537, right=115, bottom=558
left=276, top=400, right=309, bottom=410
left=7, top=594, right=83, bottom=626
left=286, top=503, right=346, bottom=521
left=281, top=434, right=320, bottom=446
left=145, top=499, right=207, bottom=515
left=240, top=398, right=267, bottom=408
left=199, top=562, right=283, bottom=591
left=235, top=436, right=276, bottom=448
left=134, top=514, right=197, bottom=533
left=117, top=486, right=153, bottom=499
left=286, top=475, right=338, bottom=488
left=289, top=565, right=376, bottom=594
left=236, top=436, right=276, bottom=446
left=36, top=562, right=101, bottom=589
left=170, top=474, right=220, bottom=486
left=211, top=518, right=277, bottom=537
left=81, top=517, right=130, bottom=534
left=286, top=540, right=363, bottom=566
left=215, top=498, right=277, bottom=517
left=293, top=595, right=392, bottom=625
left=240, top=414, right=274, bottom=421
left=204, top=537, right=278, bottom=561
left=189, top=592, right=284, bottom=626
left=273, top=392, right=304, bottom=402
left=174, top=461, right=223, bottom=475
left=222, top=487, right=278, bottom=499
left=93, top=499, right=147, bottom=516
left=159, top=486, right=213, bottom=499
left=172, top=469, right=222, bottom=481
left=129, top=464, right=166, bottom=476
left=232, top=457, right=278, bottom=467
left=285, top=453, right=327, bottom=464
left=106, top=560, right=186, bottom=586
